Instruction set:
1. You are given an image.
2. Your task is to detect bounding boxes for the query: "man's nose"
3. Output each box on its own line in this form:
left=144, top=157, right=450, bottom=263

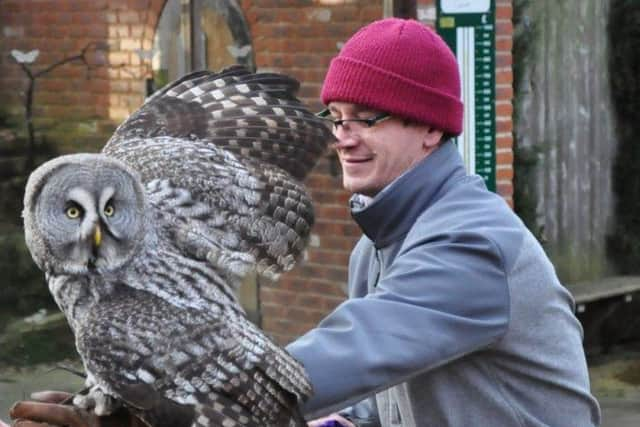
left=333, top=125, right=359, bottom=148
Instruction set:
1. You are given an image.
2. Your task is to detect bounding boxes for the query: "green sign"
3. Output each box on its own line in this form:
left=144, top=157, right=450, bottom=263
left=435, top=0, right=496, bottom=191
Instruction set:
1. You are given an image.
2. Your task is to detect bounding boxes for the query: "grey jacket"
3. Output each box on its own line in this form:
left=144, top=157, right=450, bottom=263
left=287, top=141, right=601, bottom=426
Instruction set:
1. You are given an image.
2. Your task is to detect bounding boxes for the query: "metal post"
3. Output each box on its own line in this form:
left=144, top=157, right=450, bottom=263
left=180, top=0, right=193, bottom=72
left=383, top=0, right=394, bottom=17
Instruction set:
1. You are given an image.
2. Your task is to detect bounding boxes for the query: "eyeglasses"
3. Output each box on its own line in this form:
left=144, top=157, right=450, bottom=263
left=316, top=108, right=391, bottom=131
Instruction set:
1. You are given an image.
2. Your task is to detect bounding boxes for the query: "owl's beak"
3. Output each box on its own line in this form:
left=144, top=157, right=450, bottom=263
left=93, top=224, right=102, bottom=247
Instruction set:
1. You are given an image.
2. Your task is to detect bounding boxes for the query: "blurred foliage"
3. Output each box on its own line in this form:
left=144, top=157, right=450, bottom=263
left=0, top=311, right=77, bottom=367
left=0, top=230, right=56, bottom=317
left=153, top=68, right=170, bottom=95
left=0, top=106, right=73, bottom=369
left=513, top=144, right=545, bottom=241
left=0, top=107, right=59, bottom=323
left=511, top=0, right=545, bottom=241
left=607, top=0, right=640, bottom=273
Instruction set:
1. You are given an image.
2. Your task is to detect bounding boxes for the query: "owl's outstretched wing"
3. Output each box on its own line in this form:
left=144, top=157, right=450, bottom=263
left=77, top=286, right=310, bottom=427
left=102, top=66, right=332, bottom=280
left=104, top=65, right=331, bottom=181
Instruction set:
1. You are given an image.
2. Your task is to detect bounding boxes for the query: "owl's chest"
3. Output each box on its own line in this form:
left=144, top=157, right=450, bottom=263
left=48, top=274, right=125, bottom=325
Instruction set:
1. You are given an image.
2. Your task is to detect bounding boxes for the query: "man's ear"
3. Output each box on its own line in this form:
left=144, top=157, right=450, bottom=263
left=422, top=126, right=444, bottom=151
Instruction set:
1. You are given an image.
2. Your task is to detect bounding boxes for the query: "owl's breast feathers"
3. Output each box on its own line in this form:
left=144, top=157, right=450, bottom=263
left=75, top=283, right=310, bottom=427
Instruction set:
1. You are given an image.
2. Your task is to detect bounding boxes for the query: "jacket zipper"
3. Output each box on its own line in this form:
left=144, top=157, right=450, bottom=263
left=373, top=249, right=382, bottom=288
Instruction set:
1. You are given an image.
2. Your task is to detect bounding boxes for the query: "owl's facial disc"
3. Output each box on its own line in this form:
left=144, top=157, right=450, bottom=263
left=31, top=161, right=146, bottom=275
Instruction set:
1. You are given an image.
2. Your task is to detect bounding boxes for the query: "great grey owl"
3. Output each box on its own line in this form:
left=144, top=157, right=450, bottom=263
left=22, top=65, right=332, bottom=427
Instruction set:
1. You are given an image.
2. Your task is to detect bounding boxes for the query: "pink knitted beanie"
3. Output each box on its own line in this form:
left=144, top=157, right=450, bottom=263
left=321, top=18, right=463, bottom=136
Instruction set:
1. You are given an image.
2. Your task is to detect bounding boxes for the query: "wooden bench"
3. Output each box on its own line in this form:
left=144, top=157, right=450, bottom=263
left=566, top=276, right=640, bottom=353
left=566, top=275, right=640, bottom=310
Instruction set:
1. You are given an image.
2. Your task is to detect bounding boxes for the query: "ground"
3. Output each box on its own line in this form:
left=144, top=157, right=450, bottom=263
left=589, top=344, right=640, bottom=427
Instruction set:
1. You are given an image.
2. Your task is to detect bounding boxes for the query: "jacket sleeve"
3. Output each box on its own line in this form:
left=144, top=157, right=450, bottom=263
left=286, top=229, right=510, bottom=419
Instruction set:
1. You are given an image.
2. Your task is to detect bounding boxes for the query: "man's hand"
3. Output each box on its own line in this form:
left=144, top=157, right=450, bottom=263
left=9, top=391, right=143, bottom=427
left=308, top=413, right=356, bottom=427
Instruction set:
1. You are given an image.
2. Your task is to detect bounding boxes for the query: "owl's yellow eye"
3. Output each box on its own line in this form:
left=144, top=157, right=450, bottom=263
left=104, top=204, right=115, bottom=217
left=66, top=206, right=81, bottom=219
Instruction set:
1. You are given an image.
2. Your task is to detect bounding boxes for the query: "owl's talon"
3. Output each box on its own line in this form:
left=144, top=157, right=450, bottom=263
left=72, top=393, right=90, bottom=409
left=73, top=385, right=120, bottom=416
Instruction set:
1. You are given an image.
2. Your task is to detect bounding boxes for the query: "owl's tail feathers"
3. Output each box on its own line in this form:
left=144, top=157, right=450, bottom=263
left=191, top=399, right=263, bottom=427
left=120, top=383, right=263, bottom=427
left=112, top=382, right=194, bottom=427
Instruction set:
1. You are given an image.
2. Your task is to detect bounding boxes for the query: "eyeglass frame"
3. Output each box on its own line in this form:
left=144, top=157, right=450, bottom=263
left=316, top=108, right=392, bottom=131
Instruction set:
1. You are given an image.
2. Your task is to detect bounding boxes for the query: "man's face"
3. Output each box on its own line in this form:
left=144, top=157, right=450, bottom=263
left=327, top=102, right=440, bottom=197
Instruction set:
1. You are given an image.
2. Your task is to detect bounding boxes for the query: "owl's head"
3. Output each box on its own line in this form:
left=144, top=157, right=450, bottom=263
left=23, top=154, right=148, bottom=275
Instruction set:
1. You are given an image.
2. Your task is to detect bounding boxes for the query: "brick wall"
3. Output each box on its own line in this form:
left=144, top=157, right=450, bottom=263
left=104, top=0, right=164, bottom=122
left=0, top=0, right=515, bottom=345
left=495, top=0, right=514, bottom=205
left=0, top=1, right=109, bottom=150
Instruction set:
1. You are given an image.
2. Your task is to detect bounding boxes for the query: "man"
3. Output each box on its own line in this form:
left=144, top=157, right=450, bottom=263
left=285, top=17, right=601, bottom=427
left=9, top=17, right=600, bottom=427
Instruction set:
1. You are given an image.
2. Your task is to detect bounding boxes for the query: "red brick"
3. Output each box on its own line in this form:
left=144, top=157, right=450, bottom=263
left=283, top=306, right=327, bottom=323
left=297, top=83, right=322, bottom=99
left=496, top=101, right=513, bottom=117
left=118, top=11, right=140, bottom=24
left=306, top=172, right=340, bottom=188
left=71, top=12, right=94, bottom=25
left=261, top=303, right=287, bottom=319
left=497, top=85, right=513, bottom=100
left=496, top=69, right=513, bottom=85
left=295, top=294, right=327, bottom=309
left=360, top=5, right=383, bottom=22
left=496, top=52, right=512, bottom=68
left=328, top=7, right=361, bottom=22
left=313, top=220, right=361, bottom=237
left=496, top=167, right=514, bottom=180
left=306, top=249, right=350, bottom=265
left=497, top=182, right=514, bottom=197
left=127, top=0, right=153, bottom=10
left=38, top=78, right=71, bottom=92
left=496, top=20, right=513, bottom=35
left=314, top=235, right=358, bottom=252
left=496, top=36, right=513, bottom=51
left=314, top=204, right=350, bottom=220
left=278, top=8, right=307, bottom=22
left=496, top=150, right=514, bottom=165
left=289, top=68, right=332, bottom=84
left=497, top=135, right=513, bottom=149
left=277, top=276, right=347, bottom=296
left=496, top=4, right=512, bottom=20
left=496, top=119, right=512, bottom=133
left=311, top=189, right=351, bottom=205
left=260, top=288, right=298, bottom=306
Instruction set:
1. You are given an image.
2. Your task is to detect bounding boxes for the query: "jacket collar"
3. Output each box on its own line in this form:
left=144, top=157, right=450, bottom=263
left=350, top=141, right=466, bottom=248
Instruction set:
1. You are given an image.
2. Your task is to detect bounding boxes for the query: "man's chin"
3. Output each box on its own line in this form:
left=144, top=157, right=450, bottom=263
left=342, top=178, right=379, bottom=197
